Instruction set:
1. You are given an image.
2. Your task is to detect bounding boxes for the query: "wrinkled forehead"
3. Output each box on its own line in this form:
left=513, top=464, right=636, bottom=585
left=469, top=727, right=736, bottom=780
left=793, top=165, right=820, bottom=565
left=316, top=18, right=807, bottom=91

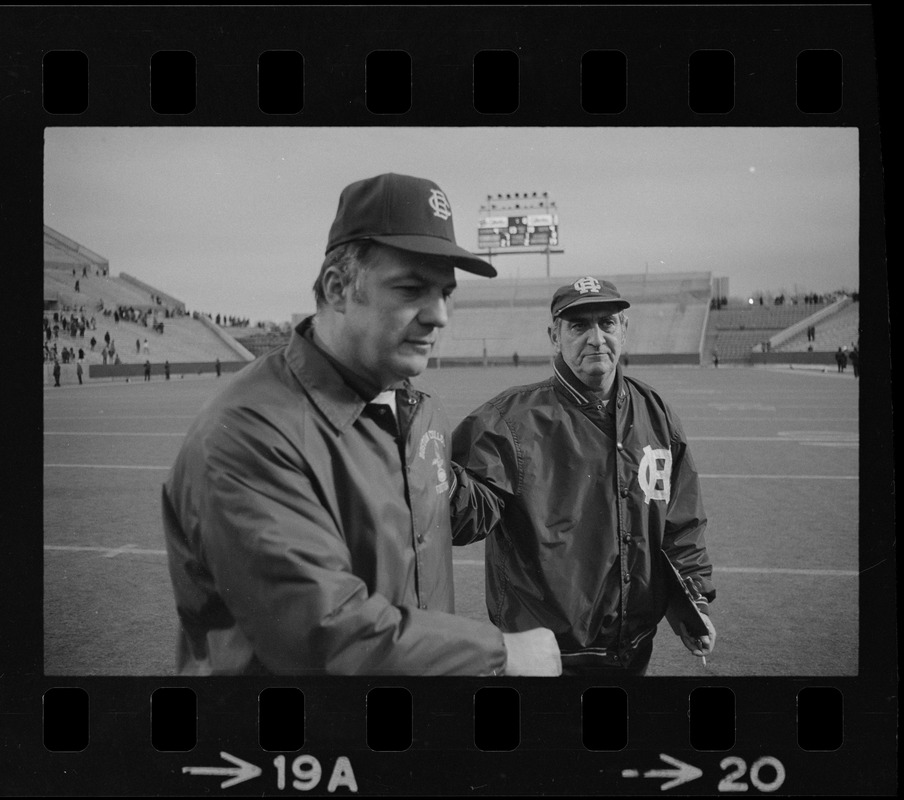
left=559, top=306, right=624, bottom=325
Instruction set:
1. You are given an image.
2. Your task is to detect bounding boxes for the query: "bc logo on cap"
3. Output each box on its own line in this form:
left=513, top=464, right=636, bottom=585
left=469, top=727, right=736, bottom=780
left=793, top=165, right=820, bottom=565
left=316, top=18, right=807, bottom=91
left=428, top=189, right=452, bottom=220
left=573, top=276, right=602, bottom=294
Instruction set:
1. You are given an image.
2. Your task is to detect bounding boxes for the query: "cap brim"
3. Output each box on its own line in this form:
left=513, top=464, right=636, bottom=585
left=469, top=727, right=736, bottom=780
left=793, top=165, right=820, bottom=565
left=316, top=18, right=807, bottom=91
left=556, top=295, right=631, bottom=316
left=370, top=234, right=497, bottom=277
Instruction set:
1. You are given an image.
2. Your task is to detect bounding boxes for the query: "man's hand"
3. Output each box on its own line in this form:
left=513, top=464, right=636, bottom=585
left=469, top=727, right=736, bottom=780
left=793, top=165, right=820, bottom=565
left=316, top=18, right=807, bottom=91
left=679, top=614, right=717, bottom=658
left=502, top=628, right=562, bottom=676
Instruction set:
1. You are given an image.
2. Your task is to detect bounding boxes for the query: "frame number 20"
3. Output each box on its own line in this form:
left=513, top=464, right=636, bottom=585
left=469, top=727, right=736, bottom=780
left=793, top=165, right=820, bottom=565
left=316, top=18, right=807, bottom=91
left=719, top=756, right=786, bottom=793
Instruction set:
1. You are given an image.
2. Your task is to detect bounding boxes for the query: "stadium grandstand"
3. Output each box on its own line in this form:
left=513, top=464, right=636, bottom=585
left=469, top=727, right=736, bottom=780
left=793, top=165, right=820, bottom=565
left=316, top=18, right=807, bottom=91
left=43, top=225, right=255, bottom=385
left=43, top=224, right=859, bottom=382
left=229, top=272, right=859, bottom=369
left=437, top=272, right=712, bottom=365
left=435, top=272, right=859, bottom=368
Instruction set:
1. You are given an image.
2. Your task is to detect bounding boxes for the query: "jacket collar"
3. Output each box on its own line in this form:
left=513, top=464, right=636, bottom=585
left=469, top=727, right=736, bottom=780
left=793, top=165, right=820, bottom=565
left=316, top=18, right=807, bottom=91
left=552, top=353, right=626, bottom=408
left=285, top=316, right=426, bottom=433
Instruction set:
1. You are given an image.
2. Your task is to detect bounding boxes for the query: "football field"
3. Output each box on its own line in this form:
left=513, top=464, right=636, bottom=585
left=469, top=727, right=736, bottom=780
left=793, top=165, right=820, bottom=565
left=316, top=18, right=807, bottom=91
left=43, top=363, right=859, bottom=677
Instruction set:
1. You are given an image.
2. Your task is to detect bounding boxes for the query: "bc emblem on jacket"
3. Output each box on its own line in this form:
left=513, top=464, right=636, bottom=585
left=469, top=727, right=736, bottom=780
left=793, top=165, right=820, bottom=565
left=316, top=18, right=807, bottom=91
left=451, top=356, right=715, bottom=668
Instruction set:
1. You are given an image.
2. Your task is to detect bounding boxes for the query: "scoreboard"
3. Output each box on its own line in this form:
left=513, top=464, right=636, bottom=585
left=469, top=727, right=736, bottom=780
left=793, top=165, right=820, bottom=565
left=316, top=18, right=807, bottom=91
left=477, top=212, right=559, bottom=249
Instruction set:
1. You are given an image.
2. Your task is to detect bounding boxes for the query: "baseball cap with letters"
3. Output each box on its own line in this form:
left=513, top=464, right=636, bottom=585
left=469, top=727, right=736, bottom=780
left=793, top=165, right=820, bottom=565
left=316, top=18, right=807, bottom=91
left=326, top=173, right=496, bottom=277
left=551, top=277, right=631, bottom=318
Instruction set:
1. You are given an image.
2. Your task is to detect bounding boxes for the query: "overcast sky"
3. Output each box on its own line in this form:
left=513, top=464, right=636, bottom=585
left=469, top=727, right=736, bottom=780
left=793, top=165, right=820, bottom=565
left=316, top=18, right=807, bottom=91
left=44, top=127, right=859, bottom=324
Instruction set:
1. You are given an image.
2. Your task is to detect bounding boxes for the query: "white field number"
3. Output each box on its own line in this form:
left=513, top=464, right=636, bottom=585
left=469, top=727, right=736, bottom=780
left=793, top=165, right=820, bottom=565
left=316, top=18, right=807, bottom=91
left=273, top=755, right=358, bottom=793
left=718, top=756, right=786, bottom=792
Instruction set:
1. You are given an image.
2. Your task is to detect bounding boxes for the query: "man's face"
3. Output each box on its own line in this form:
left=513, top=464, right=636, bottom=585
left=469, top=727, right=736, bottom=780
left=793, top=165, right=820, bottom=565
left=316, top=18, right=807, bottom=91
left=338, top=245, right=456, bottom=390
left=550, top=307, right=627, bottom=391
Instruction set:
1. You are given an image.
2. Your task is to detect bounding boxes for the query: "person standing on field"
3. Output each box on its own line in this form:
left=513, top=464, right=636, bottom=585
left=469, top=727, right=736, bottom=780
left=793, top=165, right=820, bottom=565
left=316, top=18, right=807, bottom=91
left=453, top=277, right=716, bottom=676
left=162, top=172, right=561, bottom=677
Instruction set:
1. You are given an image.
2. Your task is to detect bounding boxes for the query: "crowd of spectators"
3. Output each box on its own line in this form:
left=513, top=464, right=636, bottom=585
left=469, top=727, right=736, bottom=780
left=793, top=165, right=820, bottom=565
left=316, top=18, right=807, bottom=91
left=44, top=309, right=97, bottom=338
left=211, top=313, right=251, bottom=328
left=748, top=289, right=856, bottom=307
left=771, top=292, right=846, bottom=306
left=711, top=289, right=857, bottom=309
left=45, top=273, right=192, bottom=376
left=43, top=303, right=161, bottom=366
left=102, top=304, right=176, bottom=333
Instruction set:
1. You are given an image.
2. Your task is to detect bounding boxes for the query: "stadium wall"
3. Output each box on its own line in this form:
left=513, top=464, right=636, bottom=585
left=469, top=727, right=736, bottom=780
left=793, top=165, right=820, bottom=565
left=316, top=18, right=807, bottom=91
left=750, top=352, right=837, bottom=367
left=451, top=271, right=713, bottom=308
left=428, top=352, right=700, bottom=369
left=87, top=361, right=249, bottom=380
left=442, top=272, right=712, bottom=363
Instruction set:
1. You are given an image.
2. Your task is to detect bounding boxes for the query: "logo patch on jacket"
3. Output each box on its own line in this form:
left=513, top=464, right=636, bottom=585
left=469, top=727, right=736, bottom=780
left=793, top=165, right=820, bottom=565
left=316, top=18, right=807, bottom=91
left=638, top=445, right=672, bottom=504
left=418, top=430, right=449, bottom=494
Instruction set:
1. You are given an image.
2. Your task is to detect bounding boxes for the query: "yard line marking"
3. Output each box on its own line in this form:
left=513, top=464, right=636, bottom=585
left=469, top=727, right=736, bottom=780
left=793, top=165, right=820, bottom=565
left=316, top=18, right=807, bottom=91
left=699, top=474, right=857, bottom=480
left=44, top=431, right=185, bottom=437
left=449, top=559, right=857, bottom=576
left=716, top=567, right=857, bottom=576
left=41, top=546, right=859, bottom=577
left=44, top=415, right=197, bottom=420
left=689, top=435, right=857, bottom=442
left=682, top=417, right=857, bottom=422
left=103, top=544, right=140, bottom=558
left=43, top=464, right=856, bottom=480
left=45, top=544, right=168, bottom=556
left=44, top=463, right=170, bottom=470
left=778, top=431, right=858, bottom=440
left=708, top=403, right=776, bottom=411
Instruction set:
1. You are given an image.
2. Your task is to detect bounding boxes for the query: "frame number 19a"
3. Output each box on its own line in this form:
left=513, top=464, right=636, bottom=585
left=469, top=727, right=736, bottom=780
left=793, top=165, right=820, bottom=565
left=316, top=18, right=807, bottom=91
left=273, top=755, right=358, bottom=793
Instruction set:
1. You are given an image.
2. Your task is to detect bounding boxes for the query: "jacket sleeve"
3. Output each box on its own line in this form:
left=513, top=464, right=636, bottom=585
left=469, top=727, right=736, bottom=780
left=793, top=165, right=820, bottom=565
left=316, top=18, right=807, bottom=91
left=191, top=409, right=506, bottom=676
left=448, top=462, right=505, bottom=546
left=450, top=404, right=519, bottom=545
left=662, top=412, right=716, bottom=608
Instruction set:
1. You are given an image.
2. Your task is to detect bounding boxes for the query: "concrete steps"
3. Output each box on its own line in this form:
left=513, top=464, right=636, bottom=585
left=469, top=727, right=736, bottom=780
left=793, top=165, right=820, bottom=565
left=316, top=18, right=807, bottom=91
left=44, top=270, right=160, bottom=313
left=774, top=303, right=860, bottom=352
left=47, top=316, right=242, bottom=366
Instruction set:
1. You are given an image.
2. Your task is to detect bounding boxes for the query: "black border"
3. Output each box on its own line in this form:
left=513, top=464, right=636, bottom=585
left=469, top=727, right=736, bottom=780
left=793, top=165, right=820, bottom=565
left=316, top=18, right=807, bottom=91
left=2, top=5, right=894, bottom=795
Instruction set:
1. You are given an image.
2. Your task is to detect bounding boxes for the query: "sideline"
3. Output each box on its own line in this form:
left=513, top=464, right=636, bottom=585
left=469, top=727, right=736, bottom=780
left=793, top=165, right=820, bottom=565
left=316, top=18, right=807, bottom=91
left=751, top=363, right=858, bottom=378
left=43, top=545, right=858, bottom=576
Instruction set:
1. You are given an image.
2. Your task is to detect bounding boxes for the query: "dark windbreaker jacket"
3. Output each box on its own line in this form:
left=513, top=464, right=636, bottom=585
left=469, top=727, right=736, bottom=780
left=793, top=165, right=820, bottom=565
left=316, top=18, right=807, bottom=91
left=452, top=355, right=715, bottom=669
left=162, top=320, right=506, bottom=676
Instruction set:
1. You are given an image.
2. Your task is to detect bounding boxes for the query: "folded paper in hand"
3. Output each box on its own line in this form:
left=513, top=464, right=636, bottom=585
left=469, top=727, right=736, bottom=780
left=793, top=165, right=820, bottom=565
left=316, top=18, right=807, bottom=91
left=662, top=552, right=710, bottom=639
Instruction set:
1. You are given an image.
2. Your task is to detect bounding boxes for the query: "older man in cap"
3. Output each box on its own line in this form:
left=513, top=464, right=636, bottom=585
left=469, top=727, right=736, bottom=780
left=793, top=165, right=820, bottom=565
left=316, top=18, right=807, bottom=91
left=162, top=173, right=561, bottom=676
left=452, top=277, right=716, bottom=676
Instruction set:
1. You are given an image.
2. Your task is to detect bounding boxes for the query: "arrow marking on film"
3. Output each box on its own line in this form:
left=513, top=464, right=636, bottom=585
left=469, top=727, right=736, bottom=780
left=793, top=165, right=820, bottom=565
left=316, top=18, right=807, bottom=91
left=182, top=751, right=261, bottom=788
left=622, top=753, right=703, bottom=791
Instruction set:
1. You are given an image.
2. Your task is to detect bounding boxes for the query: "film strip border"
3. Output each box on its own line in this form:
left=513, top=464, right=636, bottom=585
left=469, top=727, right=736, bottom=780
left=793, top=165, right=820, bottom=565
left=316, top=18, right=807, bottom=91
left=17, top=678, right=892, bottom=794
left=0, top=6, right=886, bottom=126
left=1, top=4, right=894, bottom=797
left=39, top=683, right=845, bottom=754
left=41, top=48, right=844, bottom=118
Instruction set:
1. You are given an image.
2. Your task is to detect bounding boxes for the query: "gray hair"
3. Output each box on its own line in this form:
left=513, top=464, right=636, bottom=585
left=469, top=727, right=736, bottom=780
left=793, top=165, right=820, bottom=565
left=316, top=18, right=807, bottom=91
left=312, top=240, right=375, bottom=309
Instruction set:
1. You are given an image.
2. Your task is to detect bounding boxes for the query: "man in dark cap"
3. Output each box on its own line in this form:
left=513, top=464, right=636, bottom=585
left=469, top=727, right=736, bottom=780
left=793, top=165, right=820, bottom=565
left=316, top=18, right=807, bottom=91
left=452, top=276, right=716, bottom=676
left=162, top=173, right=561, bottom=677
